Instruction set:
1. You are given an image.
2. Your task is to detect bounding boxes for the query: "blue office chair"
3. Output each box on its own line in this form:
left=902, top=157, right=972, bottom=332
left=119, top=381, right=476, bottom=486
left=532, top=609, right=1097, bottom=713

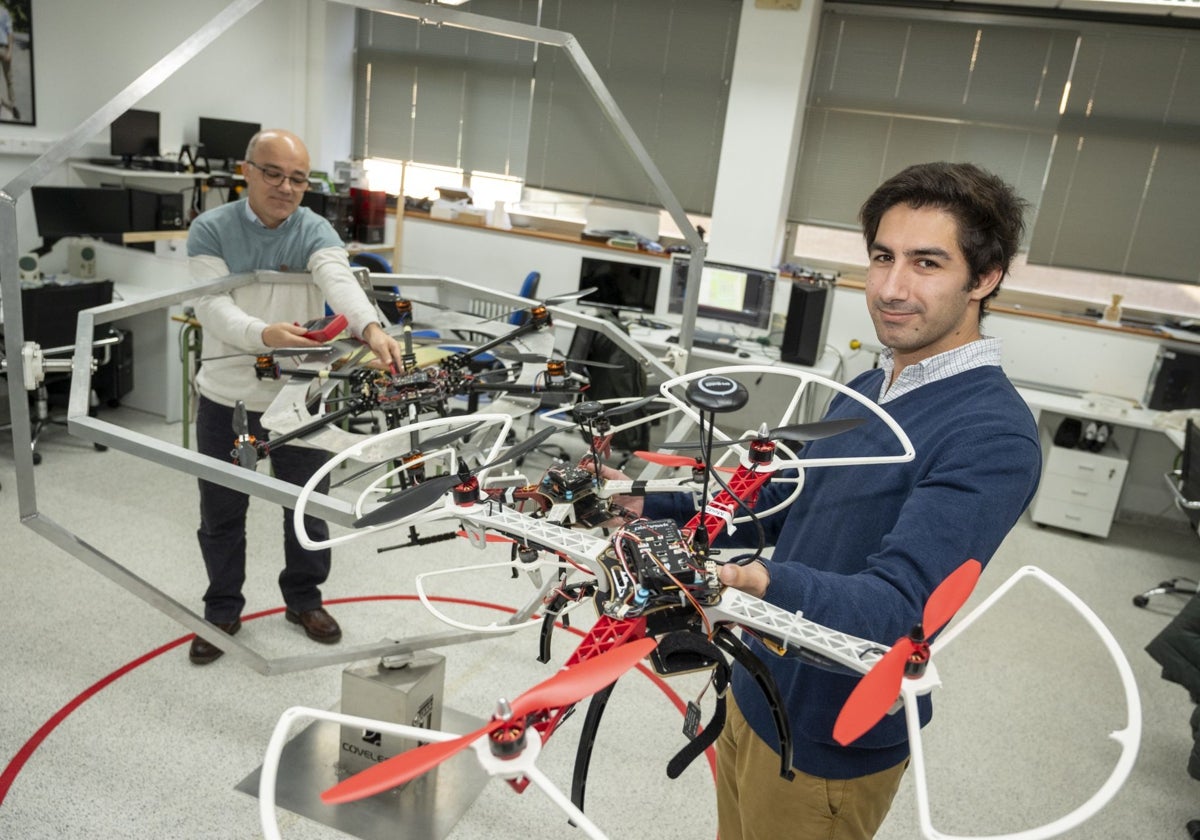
left=510, top=271, right=541, bottom=326
left=351, top=252, right=393, bottom=274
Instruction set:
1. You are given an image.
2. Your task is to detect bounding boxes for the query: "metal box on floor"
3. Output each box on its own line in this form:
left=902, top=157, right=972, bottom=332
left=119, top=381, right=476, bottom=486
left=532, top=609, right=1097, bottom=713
left=339, top=651, right=445, bottom=776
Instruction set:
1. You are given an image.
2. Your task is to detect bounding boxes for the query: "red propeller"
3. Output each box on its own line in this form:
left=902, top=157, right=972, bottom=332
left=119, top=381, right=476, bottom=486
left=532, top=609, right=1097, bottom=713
left=635, top=450, right=700, bottom=468
left=321, top=637, right=658, bottom=804
left=634, top=451, right=735, bottom=473
left=832, top=559, right=982, bottom=747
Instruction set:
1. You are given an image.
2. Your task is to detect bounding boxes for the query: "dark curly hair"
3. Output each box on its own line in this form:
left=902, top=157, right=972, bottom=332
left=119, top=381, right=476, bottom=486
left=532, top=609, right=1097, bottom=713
left=858, top=162, right=1028, bottom=319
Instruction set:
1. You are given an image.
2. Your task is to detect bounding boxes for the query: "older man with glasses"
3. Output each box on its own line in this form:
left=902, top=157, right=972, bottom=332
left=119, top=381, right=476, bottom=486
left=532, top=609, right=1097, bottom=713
left=184, top=129, right=403, bottom=665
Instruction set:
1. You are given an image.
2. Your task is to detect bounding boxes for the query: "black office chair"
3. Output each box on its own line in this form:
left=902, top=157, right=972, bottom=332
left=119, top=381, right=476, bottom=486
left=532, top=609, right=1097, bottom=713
left=1134, top=418, right=1200, bottom=607
left=6, top=280, right=116, bottom=464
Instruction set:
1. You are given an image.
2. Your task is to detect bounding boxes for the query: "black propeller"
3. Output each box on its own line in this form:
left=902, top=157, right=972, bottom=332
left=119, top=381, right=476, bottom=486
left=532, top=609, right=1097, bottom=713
left=491, top=348, right=623, bottom=370
left=471, top=287, right=600, bottom=325
left=365, top=289, right=452, bottom=311
left=354, top=425, right=562, bottom=528
left=657, top=417, right=866, bottom=451
left=232, top=400, right=258, bottom=470
left=544, top=287, right=597, bottom=305
left=571, top=393, right=663, bottom=423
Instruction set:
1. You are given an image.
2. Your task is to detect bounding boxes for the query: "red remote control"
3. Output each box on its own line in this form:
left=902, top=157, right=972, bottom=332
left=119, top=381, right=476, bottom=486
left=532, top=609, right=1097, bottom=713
left=300, top=313, right=348, bottom=342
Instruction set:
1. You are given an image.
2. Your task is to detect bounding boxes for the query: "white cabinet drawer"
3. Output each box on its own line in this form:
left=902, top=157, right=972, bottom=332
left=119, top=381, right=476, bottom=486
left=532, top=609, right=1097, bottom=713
left=1030, top=495, right=1119, bottom=538
left=1036, top=473, right=1123, bottom=512
left=1043, top=447, right=1128, bottom=487
left=1032, top=445, right=1129, bottom=537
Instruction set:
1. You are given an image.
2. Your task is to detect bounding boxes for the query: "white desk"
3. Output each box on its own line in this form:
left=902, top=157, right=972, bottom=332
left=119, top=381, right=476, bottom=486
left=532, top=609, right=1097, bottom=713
left=1017, top=386, right=1189, bottom=535
left=1017, top=386, right=1183, bottom=448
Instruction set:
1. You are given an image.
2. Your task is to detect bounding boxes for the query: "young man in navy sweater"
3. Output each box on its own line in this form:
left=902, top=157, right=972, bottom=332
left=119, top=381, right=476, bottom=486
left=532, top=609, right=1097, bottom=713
left=621, top=162, right=1042, bottom=839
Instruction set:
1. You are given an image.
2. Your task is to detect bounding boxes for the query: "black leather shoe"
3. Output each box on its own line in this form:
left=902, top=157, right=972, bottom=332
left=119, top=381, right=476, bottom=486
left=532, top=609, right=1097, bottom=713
left=286, top=607, right=342, bottom=644
left=188, top=620, right=241, bottom=665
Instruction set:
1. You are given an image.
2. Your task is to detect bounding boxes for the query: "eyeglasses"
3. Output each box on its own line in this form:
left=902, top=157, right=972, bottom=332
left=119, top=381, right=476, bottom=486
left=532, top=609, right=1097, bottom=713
left=245, top=160, right=310, bottom=190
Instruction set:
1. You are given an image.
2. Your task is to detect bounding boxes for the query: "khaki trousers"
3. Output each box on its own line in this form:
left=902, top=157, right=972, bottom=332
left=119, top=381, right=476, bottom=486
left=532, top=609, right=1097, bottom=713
left=716, top=695, right=908, bottom=840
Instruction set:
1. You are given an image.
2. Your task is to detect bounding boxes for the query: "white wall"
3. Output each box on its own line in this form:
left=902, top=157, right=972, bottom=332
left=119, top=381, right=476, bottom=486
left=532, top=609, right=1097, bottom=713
left=0, top=0, right=354, bottom=251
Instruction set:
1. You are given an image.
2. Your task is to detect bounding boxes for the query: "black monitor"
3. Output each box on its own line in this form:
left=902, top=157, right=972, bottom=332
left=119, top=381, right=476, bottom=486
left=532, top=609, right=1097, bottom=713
left=198, top=117, right=261, bottom=169
left=110, top=108, right=160, bottom=167
left=577, top=256, right=660, bottom=315
left=32, top=186, right=131, bottom=246
left=668, top=256, right=776, bottom=329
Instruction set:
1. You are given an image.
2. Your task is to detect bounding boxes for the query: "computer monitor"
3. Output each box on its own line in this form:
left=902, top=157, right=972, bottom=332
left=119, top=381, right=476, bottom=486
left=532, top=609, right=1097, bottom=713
left=577, top=256, right=660, bottom=315
left=32, top=186, right=132, bottom=246
left=110, top=108, right=160, bottom=167
left=197, top=117, right=261, bottom=170
left=21, top=279, right=115, bottom=350
left=668, top=256, right=776, bottom=329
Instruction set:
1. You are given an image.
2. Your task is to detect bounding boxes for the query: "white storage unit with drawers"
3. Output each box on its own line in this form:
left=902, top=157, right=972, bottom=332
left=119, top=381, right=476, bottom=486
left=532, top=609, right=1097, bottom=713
left=1031, top=445, right=1129, bottom=537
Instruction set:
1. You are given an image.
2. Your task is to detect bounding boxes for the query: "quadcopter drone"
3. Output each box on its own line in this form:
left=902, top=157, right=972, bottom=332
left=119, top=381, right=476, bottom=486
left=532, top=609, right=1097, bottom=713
left=221, top=289, right=617, bottom=468
left=262, top=363, right=1141, bottom=840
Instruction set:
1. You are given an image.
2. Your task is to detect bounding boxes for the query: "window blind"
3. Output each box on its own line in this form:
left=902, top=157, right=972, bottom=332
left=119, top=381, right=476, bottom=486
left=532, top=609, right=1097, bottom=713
left=792, top=3, right=1200, bottom=284
left=1028, top=28, right=1200, bottom=283
left=523, top=0, right=739, bottom=215
left=353, top=0, right=740, bottom=215
left=790, top=8, right=1074, bottom=238
left=353, top=0, right=538, bottom=178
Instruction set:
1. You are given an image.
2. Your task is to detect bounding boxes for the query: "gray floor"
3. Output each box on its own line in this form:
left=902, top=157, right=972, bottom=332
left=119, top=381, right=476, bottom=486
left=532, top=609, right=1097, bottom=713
left=1, top=406, right=1198, bottom=839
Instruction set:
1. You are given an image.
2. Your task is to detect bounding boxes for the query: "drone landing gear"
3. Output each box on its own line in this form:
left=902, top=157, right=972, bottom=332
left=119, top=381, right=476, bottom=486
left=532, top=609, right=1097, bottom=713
left=241, top=652, right=489, bottom=840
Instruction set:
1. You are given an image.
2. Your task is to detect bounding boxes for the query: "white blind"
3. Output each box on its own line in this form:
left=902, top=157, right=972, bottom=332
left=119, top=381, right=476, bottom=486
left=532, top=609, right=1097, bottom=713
left=790, top=8, right=1074, bottom=234
left=523, top=0, right=740, bottom=215
left=1028, top=27, right=1200, bottom=283
left=793, top=3, right=1200, bottom=285
left=353, top=0, right=740, bottom=214
left=354, top=0, right=537, bottom=177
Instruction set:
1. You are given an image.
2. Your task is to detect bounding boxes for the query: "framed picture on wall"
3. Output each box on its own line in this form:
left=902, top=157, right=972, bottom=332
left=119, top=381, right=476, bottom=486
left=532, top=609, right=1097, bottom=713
left=0, top=0, right=33, bottom=125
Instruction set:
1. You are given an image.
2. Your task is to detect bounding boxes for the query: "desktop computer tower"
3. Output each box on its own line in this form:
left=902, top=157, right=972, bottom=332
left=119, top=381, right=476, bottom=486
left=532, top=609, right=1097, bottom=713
left=351, top=187, right=387, bottom=244
left=779, top=279, right=833, bottom=366
left=301, top=192, right=353, bottom=243
left=127, top=186, right=185, bottom=232
left=1145, top=345, right=1200, bottom=411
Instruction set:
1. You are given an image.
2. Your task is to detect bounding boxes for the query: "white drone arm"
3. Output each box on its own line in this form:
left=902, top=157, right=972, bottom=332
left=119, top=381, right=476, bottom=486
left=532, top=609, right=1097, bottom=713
left=704, top=588, right=881, bottom=676
left=455, top=504, right=612, bottom=580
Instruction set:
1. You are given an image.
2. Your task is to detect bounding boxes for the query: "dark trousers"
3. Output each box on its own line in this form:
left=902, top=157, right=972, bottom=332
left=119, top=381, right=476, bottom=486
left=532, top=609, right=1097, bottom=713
left=196, top=396, right=331, bottom=623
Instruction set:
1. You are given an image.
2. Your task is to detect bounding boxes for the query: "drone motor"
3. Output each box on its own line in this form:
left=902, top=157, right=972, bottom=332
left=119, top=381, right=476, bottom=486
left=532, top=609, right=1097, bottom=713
left=254, top=354, right=281, bottom=380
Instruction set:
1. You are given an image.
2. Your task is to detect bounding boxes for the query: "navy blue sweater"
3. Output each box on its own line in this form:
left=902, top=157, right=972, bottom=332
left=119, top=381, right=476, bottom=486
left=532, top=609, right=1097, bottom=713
left=644, top=364, right=1041, bottom=778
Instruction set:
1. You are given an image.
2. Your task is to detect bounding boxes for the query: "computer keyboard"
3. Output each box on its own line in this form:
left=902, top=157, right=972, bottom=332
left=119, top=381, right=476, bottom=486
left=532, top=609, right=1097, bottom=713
left=693, top=336, right=739, bottom=353
left=666, top=331, right=740, bottom=353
